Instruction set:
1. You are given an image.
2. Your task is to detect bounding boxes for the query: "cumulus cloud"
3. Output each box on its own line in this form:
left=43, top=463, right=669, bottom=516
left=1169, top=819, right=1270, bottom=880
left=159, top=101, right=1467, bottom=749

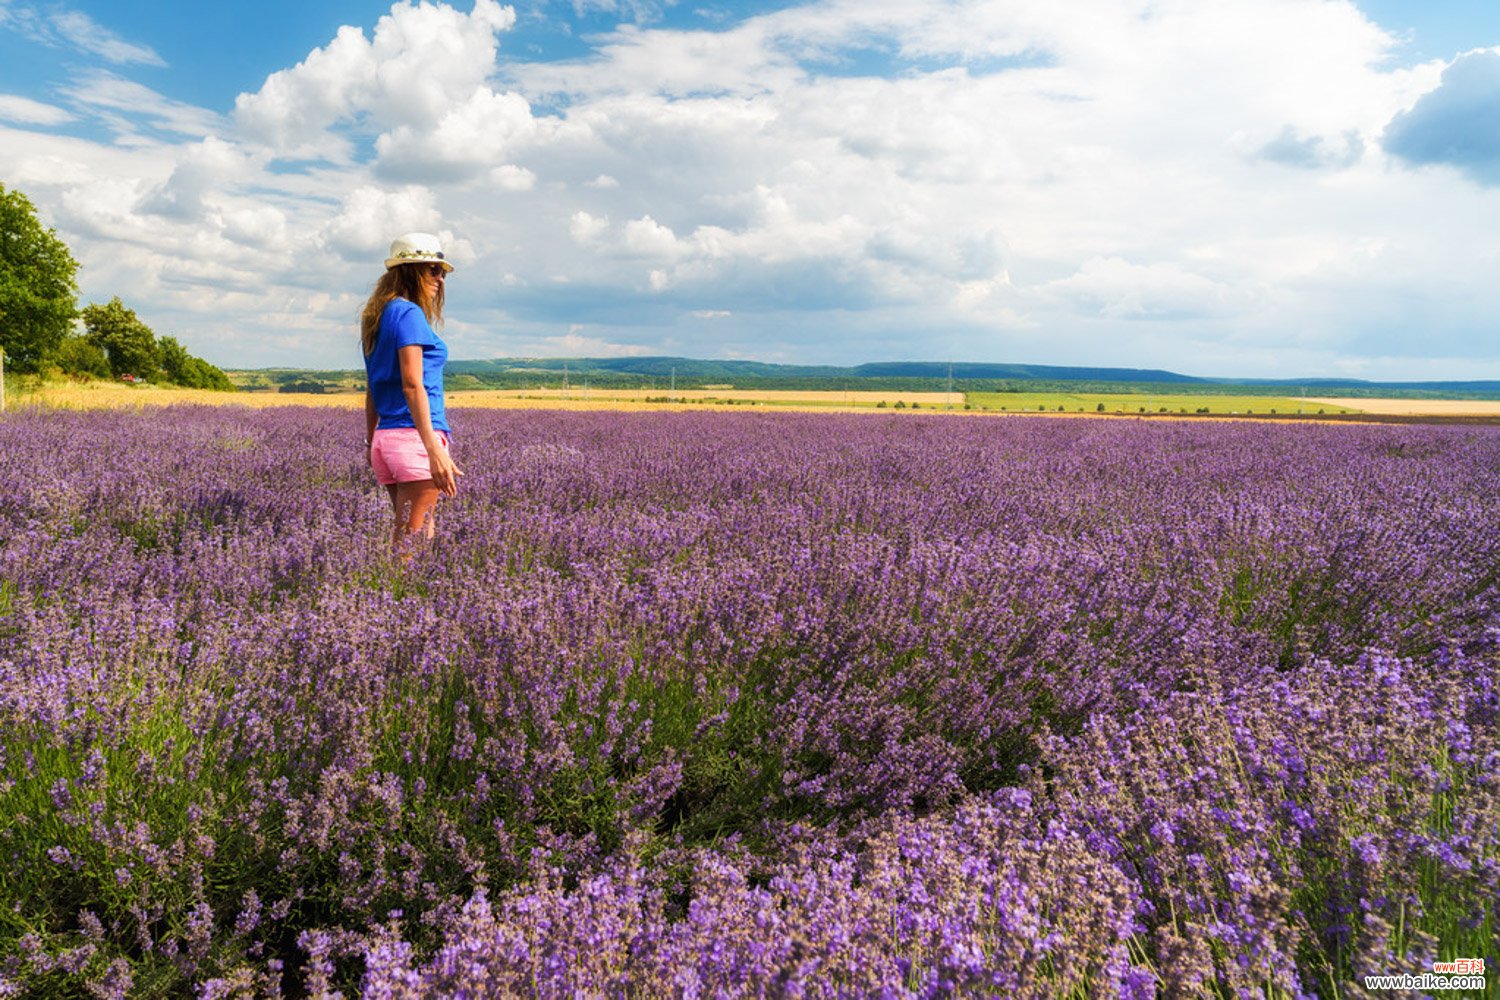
left=221, top=205, right=290, bottom=248
left=621, top=215, right=681, bottom=257
left=3, top=0, right=1498, bottom=376
left=233, top=0, right=520, bottom=163
left=1383, top=49, right=1500, bottom=185
left=138, top=137, right=256, bottom=220
left=375, top=87, right=542, bottom=180
left=321, top=185, right=443, bottom=258
left=490, top=164, right=536, bottom=190
left=522, top=19, right=795, bottom=98
left=569, top=210, right=610, bottom=244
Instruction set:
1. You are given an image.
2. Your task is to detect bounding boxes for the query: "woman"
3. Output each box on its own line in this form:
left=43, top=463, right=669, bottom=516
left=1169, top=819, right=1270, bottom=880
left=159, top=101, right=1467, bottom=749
left=362, top=232, right=463, bottom=547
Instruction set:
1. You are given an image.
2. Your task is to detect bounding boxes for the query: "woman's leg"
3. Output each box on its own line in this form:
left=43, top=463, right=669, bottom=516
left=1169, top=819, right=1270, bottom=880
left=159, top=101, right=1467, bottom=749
left=392, top=480, right=442, bottom=549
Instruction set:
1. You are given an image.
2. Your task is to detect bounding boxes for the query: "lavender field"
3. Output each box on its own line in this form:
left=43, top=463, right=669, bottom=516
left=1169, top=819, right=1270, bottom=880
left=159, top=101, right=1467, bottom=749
left=0, top=406, right=1496, bottom=998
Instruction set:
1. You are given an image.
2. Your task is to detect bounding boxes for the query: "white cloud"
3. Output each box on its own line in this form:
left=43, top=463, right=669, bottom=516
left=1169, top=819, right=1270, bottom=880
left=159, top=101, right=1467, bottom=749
left=321, top=185, right=443, bottom=258
left=2, top=0, right=1498, bottom=377
left=60, top=72, right=220, bottom=138
left=222, top=205, right=290, bottom=248
left=1042, top=257, right=1239, bottom=321
left=233, top=0, right=519, bottom=162
left=0, top=94, right=73, bottom=125
left=520, top=326, right=655, bottom=356
left=490, top=164, right=537, bottom=190
left=569, top=0, right=670, bottom=25
left=519, top=20, right=795, bottom=98
left=0, top=4, right=164, bottom=66
left=50, top=9, right=165, bottom=66
left=375, top=86, right=543, bottom=179
left=569, top=210, right=610, bottom=244
left=621, top=214, right=681, bottom=257
left=1383, top=48, right=1500, bottom=185
left=138, top=137, right=257, bottom=220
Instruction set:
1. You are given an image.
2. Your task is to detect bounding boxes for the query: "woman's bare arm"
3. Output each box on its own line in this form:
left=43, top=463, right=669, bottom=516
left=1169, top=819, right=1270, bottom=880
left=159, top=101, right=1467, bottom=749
left=364, top=386, right=378, bottom=460
left=398, top=343, right=462, bottom=495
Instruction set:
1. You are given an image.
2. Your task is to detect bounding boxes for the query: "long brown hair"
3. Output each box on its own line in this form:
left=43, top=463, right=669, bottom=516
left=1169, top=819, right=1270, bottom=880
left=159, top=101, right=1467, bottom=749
left=360, top=264, right=445, bottom=356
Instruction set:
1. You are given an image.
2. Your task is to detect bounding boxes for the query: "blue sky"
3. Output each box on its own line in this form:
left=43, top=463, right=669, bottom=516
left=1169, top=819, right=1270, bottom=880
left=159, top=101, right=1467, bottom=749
left=2, top=0, right=1499, bottom=379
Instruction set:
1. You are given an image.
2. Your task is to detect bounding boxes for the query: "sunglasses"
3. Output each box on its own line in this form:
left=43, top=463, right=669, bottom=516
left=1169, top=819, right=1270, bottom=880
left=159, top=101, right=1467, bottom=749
left=423, top=263, right=447, bottom=278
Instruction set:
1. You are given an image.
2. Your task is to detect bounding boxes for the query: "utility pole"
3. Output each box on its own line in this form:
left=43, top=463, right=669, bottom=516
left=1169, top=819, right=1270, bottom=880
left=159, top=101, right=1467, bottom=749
left=0, top=345, right=6, bottom=413
left=670, top=366, right=676, bottom=394
left=946, top=362, right=954, bottom=409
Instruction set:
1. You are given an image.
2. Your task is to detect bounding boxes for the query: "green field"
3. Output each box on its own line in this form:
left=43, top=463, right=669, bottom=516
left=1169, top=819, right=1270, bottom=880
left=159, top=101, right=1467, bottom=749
left=965, top=391, right=1360, bottom=415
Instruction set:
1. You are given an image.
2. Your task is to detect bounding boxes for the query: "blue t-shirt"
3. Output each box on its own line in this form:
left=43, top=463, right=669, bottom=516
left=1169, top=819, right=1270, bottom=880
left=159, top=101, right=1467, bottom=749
left=365, top=298, right=449, bottom=434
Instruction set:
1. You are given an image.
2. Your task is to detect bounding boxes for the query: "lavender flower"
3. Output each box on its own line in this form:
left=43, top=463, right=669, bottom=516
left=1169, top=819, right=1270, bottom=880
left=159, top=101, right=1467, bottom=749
left=0, top=406, right=1493, bottom=996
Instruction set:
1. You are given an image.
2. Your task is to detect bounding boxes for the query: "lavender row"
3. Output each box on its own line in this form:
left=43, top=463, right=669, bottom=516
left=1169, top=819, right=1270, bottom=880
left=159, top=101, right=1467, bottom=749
left=0, top=406, right=1495, bottom=996
left=349, top=647, right=1496, bottom=998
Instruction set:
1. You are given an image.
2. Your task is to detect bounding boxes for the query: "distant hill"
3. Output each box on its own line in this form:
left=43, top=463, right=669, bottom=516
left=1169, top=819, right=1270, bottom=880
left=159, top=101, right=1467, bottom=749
left=448, top=356, right=851, bottom=382
left=848, top=361, right=1204, bottom=383
left=448, top=356, right=1205, bottom=383
left=227, top=356, right=1500, bottom=399
left=445, top=357, right=1210, bottom=388
left=1209, top=377, right=1500, bottom=394
left=442, top=357, right=1499, bottom=397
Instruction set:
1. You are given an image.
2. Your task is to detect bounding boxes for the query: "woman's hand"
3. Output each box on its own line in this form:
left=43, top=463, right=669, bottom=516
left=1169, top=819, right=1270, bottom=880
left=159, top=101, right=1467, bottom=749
left=429, top=443, right=463, bottom=496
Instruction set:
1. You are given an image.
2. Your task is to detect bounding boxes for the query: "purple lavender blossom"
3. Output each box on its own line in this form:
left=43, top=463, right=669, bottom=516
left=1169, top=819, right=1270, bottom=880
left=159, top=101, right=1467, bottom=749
left=0, top=406, right=1494, bottom=996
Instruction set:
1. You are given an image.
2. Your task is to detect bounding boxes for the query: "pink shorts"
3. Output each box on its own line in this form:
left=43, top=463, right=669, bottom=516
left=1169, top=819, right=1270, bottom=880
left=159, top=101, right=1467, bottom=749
left=370, top=428, right=451, bottom=486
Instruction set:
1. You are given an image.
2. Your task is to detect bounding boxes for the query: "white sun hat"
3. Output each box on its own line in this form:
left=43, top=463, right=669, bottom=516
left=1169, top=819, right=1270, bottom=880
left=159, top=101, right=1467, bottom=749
left=385, top=232, right=454, bottom=272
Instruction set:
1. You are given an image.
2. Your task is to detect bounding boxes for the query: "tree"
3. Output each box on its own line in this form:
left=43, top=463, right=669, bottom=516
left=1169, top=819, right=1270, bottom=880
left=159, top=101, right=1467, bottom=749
left=184, top=356, right=235, bottom=391
left=81, top=297, right=161, bottom=380
left=50, top=334, right=112, bottom=379
left=0, top=183, right=80, bottom=373
left=157, top=334, right=193, bottom=384
left=158, top=334, right=233, bottom=390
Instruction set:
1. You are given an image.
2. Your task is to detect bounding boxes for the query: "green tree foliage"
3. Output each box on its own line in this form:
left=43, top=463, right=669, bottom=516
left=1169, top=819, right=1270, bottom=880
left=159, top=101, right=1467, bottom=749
left=278, top=379, right=327, bottom=394
left=50, top=334, right=112, bottom=379
left=156, top=333, right=192, bottom=383
left=80, top=300, right=234, bottom=390
left=158, top=335, right=234, bottom=390
left=0, top=183, right=80, bottom=373
left=81, top=297, right=161, bottom=380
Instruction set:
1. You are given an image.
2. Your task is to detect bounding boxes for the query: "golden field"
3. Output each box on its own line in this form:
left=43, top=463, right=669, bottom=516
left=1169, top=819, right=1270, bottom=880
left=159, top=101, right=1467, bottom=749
left=3, top=382, right=364, bottom=410
left=3, top=382, right=965, bottom=413
left=6, top=381, right=1499, bottom=419
left=1303, top=397, right=1500, bottom=417
left=457, top=387, right=965, bottom=409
